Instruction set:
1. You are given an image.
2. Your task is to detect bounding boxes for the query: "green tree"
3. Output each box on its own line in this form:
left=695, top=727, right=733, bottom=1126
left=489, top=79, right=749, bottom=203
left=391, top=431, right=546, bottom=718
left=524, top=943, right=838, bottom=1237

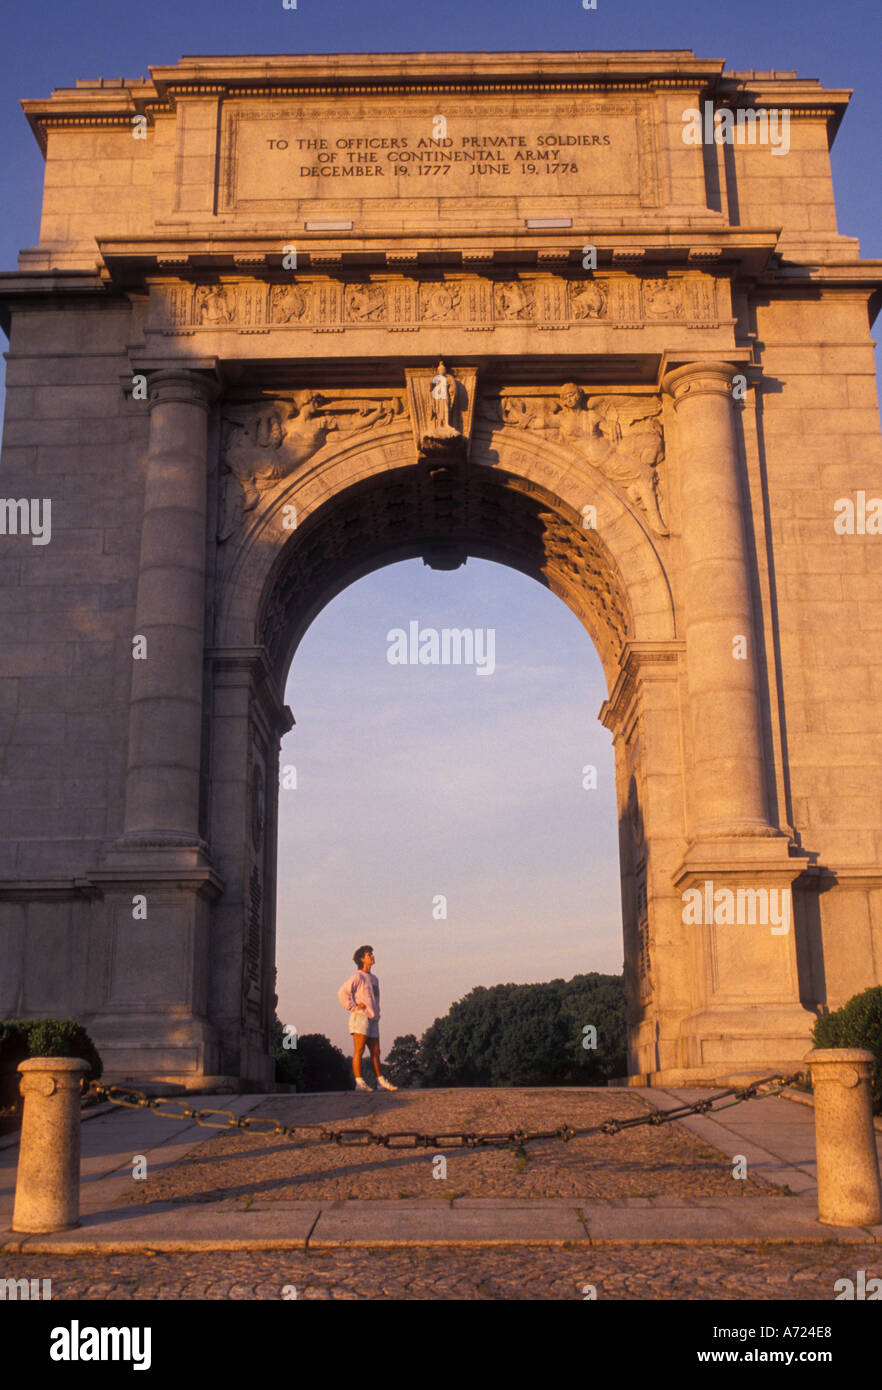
left=416, top=974, right=626, bottom=1087
left=272, top=1015, right=305, bottom=1090
left=296, top=1033, right=353, bottom=1092
left=385, top=1033, right=422, bottom=1088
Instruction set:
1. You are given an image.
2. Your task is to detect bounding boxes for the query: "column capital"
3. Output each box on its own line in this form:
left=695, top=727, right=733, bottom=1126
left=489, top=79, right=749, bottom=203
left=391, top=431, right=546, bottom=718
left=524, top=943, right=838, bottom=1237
left=661, top=360, right=742, bottom=404
left=147, top=368, right=218, bottom=412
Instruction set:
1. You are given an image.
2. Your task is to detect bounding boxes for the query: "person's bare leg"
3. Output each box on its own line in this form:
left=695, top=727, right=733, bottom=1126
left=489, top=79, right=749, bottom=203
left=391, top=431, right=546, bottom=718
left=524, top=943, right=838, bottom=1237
left=352, top=1032, right=367, bottom=1081
left=368, top=1037, right=382, bottom=1077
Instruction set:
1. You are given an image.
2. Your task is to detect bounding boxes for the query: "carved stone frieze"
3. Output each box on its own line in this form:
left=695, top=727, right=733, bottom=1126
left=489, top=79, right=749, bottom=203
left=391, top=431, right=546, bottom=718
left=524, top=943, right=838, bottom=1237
left=148, top=272, right=720, bottom=336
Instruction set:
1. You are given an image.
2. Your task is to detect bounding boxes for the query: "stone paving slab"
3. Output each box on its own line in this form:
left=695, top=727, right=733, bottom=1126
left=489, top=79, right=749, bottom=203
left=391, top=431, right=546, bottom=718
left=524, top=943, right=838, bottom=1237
left=2, top=1197, right=880, bottom=1253
left=634, top=1089, right=822, bottom=1195
left=309, top=1198, right=588, bottom=1245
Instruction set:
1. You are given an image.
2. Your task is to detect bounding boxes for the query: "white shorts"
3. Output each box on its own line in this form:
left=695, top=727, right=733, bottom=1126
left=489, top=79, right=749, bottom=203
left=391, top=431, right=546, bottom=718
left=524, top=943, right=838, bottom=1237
left=348, top=1011, right=379, bottom=1038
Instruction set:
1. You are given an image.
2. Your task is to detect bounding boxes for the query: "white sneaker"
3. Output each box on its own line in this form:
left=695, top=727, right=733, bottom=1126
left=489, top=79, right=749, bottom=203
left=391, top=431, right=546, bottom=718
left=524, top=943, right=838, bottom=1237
left=355, top=1077, right=372, bottom=1091
left=377, top=1075, right=398, bottom=1091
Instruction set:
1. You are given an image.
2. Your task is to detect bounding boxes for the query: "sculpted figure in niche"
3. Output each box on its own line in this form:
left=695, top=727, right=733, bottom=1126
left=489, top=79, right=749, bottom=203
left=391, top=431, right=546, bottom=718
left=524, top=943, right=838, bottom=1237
left=428, top=361, right=461, bottom=437
left=642, top=279, right=683, bottom=319
left=195, top=284, right=236, bottom=325
left=270, top=284, right=309, bottom=323
left=346, top=282, right=386, bottom=321
left=571, top=281, right=607, bottom=319
left=421, top=282, right=462, bottom=321
left=552, top=384, right=668, bottom=535
left=496, top=281, right=535, bottom=320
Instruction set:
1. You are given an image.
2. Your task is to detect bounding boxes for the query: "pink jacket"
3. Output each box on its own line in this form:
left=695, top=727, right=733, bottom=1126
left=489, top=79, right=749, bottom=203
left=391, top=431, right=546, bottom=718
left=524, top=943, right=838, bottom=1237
left=338, top=970, right=380, bottom=1021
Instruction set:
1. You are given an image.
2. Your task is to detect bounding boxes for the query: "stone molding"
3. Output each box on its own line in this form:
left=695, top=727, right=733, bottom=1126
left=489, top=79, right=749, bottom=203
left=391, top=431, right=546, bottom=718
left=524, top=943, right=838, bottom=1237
left=599, top=640, right=685, bottom=735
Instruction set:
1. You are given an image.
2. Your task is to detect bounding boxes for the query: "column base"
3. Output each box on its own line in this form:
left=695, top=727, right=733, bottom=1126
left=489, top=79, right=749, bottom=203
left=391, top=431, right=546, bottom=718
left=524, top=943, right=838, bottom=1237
left=88, top=1011, right=223, bottom=1088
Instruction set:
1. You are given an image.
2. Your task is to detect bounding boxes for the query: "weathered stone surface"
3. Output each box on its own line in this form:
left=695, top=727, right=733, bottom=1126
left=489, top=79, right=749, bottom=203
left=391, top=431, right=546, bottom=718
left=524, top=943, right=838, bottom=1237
left=0, top=51, right=881, bottom=1088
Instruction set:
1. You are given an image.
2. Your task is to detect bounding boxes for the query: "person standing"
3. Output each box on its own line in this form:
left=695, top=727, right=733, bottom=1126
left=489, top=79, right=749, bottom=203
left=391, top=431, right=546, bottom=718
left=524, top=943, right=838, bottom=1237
left=338, top=945, right=398, bottom=1092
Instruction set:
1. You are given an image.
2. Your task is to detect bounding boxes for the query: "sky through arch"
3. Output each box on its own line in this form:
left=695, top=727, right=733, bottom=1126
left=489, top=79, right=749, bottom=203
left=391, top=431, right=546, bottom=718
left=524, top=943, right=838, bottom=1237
left=275, top=554, right=622, bottom=1046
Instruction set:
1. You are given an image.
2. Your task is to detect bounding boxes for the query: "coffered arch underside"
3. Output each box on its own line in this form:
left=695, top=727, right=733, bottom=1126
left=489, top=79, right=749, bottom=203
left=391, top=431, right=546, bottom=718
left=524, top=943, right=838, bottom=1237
left=215, top=425, right=677, bottom=693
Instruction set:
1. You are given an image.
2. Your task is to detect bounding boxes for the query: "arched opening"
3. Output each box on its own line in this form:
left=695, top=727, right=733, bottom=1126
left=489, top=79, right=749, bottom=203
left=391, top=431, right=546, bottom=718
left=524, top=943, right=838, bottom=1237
left=209, top=435, right=680, bottom=1086
left=243, top=460, right=643, bottom=1082
left=273, top=553, right=624, bottom=1066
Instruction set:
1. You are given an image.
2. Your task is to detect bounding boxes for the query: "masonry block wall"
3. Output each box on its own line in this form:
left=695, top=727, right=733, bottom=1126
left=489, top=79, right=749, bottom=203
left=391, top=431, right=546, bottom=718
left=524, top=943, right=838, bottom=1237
left=1, top=50, right=880, bottom=1087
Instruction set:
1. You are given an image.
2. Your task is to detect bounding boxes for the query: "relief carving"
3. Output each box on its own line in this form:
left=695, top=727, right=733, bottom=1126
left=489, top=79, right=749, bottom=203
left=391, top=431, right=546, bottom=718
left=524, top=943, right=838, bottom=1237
left=552, top=385, right=667, bottom=535
left=150, top=272, right=714, bottom=334
left=270, top=284, right=310, bottom=323
left=345, top=282, right=387, bottom=322
left=484, top=385, right=668, bottom=536
left=420, top=282, right=463, bottom=321
left=195, top=284, right=237, bottom=325
left=642, top=279, right=683, bottom=319
left=494, top=281, right=535, bottom=320
left=217, top=390, right=406, bottom=540
left=569, top=281, right=608, bottom=319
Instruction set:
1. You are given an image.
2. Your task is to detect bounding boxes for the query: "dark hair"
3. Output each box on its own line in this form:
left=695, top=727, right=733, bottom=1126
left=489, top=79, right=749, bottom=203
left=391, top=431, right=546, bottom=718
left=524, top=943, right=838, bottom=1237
left=353, top=945, right=374, bottom=969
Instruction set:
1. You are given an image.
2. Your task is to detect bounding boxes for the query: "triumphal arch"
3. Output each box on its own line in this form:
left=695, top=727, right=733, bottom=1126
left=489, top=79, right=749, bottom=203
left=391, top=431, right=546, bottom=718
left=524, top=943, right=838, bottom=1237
left=1, top=52, right=881, bottom=1088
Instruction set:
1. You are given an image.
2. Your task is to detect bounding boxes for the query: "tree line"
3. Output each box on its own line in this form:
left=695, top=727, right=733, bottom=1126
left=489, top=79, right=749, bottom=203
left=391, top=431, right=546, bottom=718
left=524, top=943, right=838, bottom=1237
left=274, top=972, right=627, bottom=1091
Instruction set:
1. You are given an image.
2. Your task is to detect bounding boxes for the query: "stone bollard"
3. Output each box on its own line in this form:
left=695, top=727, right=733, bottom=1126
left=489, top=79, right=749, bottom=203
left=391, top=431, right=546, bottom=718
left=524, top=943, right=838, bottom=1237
left=805, top=1048, right=882, bottom=1227
left=12, top=1057, right=90, bottom=1233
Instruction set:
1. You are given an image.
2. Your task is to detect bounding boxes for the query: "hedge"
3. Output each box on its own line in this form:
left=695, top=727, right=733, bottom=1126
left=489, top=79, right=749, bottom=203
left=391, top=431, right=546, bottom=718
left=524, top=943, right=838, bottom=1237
left=812, top=986, right=882, bottom=1114
left=0, top=1018, right=102, bottom=1113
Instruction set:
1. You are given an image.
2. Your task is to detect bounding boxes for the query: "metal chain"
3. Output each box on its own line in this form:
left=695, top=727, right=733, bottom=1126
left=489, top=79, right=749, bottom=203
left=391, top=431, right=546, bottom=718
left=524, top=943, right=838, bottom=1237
left=82, top=1072, right=805, bottom=1150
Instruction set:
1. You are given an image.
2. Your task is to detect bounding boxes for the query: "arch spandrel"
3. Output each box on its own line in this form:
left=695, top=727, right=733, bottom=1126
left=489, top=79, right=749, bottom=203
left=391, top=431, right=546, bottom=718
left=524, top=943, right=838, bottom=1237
left=214, top=423, right=677, bottom=697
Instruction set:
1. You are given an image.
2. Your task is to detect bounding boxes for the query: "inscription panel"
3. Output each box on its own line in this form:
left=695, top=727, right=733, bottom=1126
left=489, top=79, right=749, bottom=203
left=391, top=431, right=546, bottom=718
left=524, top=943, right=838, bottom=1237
left=219, top=99, right=658, bottom=210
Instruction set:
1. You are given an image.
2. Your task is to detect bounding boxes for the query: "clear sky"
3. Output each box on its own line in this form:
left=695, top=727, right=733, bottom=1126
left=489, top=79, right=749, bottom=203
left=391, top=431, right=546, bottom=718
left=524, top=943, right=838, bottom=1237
left=278, top=559, right=620, bottom=1044
left=2, top=0, right=880, bottom=1050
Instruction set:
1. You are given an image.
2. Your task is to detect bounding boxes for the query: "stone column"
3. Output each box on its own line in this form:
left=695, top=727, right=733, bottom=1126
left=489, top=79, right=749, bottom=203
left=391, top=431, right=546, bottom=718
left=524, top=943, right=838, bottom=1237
left=122, top=369, right=216, bottom=847
left=13, top=1058, right=90, bottom=1233
left=664, top=362, right=811, bottom=1083
left=663, top=361, right=772, bottom=839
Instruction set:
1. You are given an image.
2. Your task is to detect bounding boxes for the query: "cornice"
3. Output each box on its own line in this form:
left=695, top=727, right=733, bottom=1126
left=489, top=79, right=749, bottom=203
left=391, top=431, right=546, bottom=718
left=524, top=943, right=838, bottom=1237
left=21, top=51, right=852, bottom=154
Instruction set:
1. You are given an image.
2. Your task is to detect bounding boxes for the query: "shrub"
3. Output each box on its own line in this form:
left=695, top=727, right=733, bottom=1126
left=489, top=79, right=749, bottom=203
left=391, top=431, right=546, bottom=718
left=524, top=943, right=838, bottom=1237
left=272, top=1016, right=306, bottom=1090
left=296, top=1034, right=353, bottom=1092
left=0, top=1017, right=102, bottom=1112
left=812, top=986, right=882, bottom=1114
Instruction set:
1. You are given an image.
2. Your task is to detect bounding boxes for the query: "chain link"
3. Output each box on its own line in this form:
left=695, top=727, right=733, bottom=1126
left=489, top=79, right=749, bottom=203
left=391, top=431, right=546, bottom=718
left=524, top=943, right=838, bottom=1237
left=81, top=1072, right=805, bottom=1150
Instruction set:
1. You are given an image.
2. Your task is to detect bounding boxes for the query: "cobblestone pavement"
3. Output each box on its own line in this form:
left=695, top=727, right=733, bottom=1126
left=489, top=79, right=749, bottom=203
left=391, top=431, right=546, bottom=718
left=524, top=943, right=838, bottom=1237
left=0, top=1244, right=869, bottom=1299
left=118, top=1090, right=780, bottom=1206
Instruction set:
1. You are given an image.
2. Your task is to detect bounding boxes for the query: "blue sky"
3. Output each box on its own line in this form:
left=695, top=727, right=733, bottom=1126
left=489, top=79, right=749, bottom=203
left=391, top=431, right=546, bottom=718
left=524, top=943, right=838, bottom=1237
left=2, top=0, right=880, bottom=1049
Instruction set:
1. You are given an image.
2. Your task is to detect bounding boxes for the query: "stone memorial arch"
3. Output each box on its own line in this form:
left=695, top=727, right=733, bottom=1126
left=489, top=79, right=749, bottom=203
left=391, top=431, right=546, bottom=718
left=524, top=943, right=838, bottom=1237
left=1, top=52, right=881, bottom=1088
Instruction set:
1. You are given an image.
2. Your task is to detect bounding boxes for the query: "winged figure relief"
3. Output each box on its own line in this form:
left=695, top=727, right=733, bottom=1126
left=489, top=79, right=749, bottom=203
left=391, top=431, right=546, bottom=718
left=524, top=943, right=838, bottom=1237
left=550, top=385, right=668, bottom=536
left=218, top=391, right=405, bottom=540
